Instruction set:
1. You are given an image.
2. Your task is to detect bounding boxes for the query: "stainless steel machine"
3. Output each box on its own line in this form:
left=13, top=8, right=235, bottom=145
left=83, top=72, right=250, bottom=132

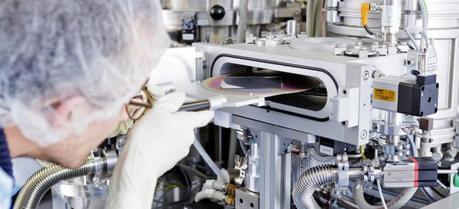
left=161, top=0, right=304, bottom=44
left=325, top=0, right=459, bottom=161
left=13, top=0, right=459, bottom=209
left=176, top=0, right=459, bottom=208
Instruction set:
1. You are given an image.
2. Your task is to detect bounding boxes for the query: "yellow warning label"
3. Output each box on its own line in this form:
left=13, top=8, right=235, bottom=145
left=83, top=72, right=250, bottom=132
left=374, top=88, right=396, bottom=102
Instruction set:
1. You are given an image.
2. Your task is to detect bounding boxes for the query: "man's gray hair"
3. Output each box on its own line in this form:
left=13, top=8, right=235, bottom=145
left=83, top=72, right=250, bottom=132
left=0, top=0, right=170, bottom=145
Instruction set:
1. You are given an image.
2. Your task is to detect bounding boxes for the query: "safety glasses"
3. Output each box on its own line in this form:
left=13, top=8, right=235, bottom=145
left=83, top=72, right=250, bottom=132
left=126, top=87, right=154, bottom=121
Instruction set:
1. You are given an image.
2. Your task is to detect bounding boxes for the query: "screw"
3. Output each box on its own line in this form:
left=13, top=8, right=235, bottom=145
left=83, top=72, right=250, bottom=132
left=360, top=130, right=368, bottom=139
left=363, top=70, right=370, bottom=80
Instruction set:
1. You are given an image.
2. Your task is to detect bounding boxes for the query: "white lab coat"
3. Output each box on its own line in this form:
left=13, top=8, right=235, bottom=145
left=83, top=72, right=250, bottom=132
left=0, top=168, right=13, bottom=209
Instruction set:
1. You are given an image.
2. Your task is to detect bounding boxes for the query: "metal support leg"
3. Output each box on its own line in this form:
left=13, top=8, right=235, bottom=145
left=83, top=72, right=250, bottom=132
left=258, top=132, right=287, bottom=209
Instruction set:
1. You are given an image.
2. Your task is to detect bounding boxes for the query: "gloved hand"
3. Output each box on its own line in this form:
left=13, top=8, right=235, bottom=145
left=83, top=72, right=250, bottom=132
left=105, top=91, right=214, bottom=209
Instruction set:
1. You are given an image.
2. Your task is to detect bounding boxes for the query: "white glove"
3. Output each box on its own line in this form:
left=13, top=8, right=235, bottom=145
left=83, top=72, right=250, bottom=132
left=105, top=91, right=214, bottom=209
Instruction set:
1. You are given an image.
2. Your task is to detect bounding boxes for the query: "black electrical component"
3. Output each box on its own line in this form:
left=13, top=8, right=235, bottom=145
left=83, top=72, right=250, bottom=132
left=397, top=74, right=439, bottom=116
left=182, top=16, right=197, bottom=44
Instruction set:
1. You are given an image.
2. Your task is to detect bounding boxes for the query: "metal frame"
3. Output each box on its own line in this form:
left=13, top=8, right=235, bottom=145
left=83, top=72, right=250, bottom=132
left=192, top=43, right=378, bottom=145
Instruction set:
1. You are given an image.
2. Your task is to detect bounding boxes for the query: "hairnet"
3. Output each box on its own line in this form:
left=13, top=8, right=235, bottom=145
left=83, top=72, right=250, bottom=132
left=0, top=0, right=171, bottom=145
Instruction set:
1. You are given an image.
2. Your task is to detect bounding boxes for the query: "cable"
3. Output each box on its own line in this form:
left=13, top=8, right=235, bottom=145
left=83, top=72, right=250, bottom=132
left=364, top=25, right=376, bottom=36
left=376, top=179, right=388, bottom=209
left=156, top=167, right=193, bottom=208
left=420, top=187, right=435, bottom=203
left=418, top=0, right=429, bottom=45
left=367, top=186, right=431, bottom=206
left=437, top=179, right=449, bottom=190
left=164, top=168, right=192, bottom=206
left=361, top=3, right=376, bottom=37
left=178, top=163, right=209, bottom=179
left=354, top=182, right=418, bottom=209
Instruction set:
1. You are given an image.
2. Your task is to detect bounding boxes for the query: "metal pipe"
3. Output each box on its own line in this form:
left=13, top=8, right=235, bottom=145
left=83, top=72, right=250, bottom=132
left=348, top=169, right=365, bottom=178
left=13, top=155, right=117, bottom=209
left=306, top=0, right=315, bottom=37
left=236, top=0, right=249, bottom=43
left=437, top=169, right=459, bottom=174
left=179, top=99, right=211, bottom=111
left=381, top=0, right=402, bottom=43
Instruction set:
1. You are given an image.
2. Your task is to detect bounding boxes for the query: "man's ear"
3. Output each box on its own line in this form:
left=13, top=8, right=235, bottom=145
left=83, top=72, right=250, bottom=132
left=50, top=96, right=86, bottom=129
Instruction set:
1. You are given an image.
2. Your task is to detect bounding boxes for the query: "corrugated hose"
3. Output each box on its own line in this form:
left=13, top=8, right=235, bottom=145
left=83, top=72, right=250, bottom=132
left=292, top=164, right=337, bottom=209
left=13, top=155, right=116, bottom=209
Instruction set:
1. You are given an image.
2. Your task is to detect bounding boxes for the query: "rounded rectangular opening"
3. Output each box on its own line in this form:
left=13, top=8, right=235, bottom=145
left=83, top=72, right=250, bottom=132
left=217, top=62, right=328, bottom=112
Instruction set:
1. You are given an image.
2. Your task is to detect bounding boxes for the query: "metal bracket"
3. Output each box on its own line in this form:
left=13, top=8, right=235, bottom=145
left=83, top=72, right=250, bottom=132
left=330, top=87, right=360, bottom=127
left=235, top=188, right=260, bottom=209
left=336, top=154, right=350, bottom=189
left=195, top=51, right=205, bottom=80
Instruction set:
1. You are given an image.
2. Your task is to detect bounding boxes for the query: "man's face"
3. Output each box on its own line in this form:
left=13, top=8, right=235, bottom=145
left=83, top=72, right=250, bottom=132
left=40, top=108, right=128, bottom=168
left=38, top=76, right=149, bottom=168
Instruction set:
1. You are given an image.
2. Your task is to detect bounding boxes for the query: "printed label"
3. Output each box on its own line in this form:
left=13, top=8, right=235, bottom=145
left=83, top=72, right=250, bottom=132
left=374, top=88, right=396, bottom=102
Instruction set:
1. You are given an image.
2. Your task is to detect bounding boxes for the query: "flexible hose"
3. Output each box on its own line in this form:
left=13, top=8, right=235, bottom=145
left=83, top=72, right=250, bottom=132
left=193, top=138, right=229, bottom=183
left=202, top=179, right=226, bottom=191
left=194, top=188, right=225, bottom=202
left=354, top=181, right=417, bottom=209
left=13, top=158, right=113, bottom=209
left=292, top=164, right=337, bottom=209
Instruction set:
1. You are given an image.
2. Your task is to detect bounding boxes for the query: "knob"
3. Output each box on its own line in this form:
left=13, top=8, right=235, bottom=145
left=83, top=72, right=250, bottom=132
left=210, top=5, right=225, bottom=20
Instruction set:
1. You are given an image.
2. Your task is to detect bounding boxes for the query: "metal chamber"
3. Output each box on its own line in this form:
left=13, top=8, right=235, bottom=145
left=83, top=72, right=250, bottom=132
left=327, top=0, right=459, bottom=157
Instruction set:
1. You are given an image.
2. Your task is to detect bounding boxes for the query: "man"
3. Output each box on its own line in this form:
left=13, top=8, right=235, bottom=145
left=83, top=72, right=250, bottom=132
left=0, top=0, right=213, bottom=209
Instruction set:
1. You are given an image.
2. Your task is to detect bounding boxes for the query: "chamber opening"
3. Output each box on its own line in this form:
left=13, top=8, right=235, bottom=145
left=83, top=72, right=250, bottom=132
left=217, top=63, right=328, bottom=112
left=267, top=87, right=327, bottom=111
